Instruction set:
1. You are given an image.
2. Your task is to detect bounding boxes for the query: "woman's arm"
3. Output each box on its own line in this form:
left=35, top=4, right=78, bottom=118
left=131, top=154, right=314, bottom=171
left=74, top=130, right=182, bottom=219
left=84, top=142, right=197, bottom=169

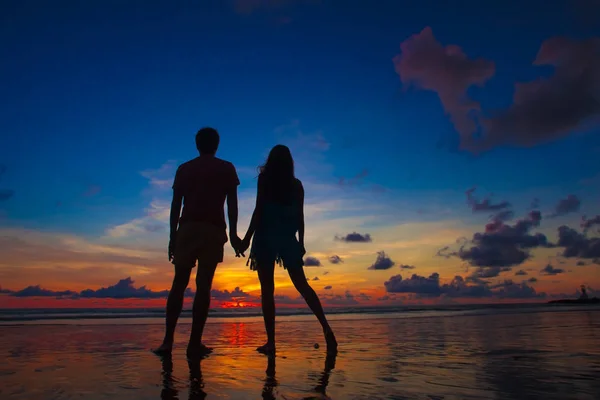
left=297, top=180, right=305, bottom=253
left=243, top=175, right=265, bottom=244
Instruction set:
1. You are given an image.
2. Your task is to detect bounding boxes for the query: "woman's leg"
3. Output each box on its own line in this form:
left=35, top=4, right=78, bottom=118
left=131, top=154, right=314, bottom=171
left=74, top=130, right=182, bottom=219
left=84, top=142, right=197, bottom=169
left=257, top=260, right=276, bottom=353
left=287, top=266, right=337, bottom=351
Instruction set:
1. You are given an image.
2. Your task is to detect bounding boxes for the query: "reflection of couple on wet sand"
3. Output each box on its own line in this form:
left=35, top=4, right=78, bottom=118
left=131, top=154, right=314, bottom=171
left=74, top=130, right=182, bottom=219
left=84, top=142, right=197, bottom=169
left=160, top=351, right=337, bottom=400
left=153, top=127, right=338, bottom=359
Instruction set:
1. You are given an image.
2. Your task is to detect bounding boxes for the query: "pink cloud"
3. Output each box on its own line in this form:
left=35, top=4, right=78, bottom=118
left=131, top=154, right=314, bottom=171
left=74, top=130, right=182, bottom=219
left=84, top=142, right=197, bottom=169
left=393, top=27, right=495, bottom=150
left=481, top=36, right=600, bottom=150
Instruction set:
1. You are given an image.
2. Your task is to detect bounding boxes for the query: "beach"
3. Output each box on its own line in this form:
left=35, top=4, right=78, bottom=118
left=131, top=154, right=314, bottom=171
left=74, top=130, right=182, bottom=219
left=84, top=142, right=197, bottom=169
left=1, top=305, right=599, bottom=399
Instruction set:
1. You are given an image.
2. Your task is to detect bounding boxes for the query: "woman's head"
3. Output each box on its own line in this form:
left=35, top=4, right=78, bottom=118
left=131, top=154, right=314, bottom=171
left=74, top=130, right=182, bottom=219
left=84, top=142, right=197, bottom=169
left=259, top=145, right=296, bottom=202
left=260, top=144, right=294, bottom=177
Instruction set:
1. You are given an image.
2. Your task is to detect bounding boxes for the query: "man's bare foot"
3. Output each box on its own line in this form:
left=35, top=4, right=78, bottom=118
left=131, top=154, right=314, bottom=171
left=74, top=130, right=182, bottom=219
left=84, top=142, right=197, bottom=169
left=152, top=342, right=173, bottom=356
left=256, top=342, right=276, bottom=355
left=186, top=343, right=213, bottom=360
left=325, top=329, right=338, bottom=354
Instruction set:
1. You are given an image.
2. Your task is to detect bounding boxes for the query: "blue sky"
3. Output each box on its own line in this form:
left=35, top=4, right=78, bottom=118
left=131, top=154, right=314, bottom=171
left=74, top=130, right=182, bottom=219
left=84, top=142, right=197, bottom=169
left=1, top=0, right=599, bottom=306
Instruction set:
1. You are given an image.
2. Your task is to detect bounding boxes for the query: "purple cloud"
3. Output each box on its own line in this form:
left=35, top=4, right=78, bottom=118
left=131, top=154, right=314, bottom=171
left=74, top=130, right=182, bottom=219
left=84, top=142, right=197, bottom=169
left=548, top=195, right=581, bottom=218
left=328, top=255, right=344, bottom=264
left=540, top=264, right=565, bottom=276
left=368, top=251, right=395, bottom=270
left=335, top=232, right=373, bottom=243
left=393, top=27, right=495, bottom=151
left=304, top=256, right=322, bottom=267
left=466, top=187, right=511, bottom=212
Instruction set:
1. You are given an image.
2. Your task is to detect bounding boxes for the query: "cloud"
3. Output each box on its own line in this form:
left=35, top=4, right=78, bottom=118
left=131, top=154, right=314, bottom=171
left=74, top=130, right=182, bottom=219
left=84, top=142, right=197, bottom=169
left=335, top=232, right=373, bottom=243
left=399, top=264, right=416, bottom=270
left=548, top=195, right=581, bottom=218
left=528, top=277, right=538, bottom=283
left=481, top=36, right=600, bottom=150
left=540, top=264, right=565, bottom=276
left=210, top=287, right=252, bottom=300
left=11, top=285, right=77, bottom=298
left=439, top=210, right=551, bottom=268
left=515, top=270, right=528, bottom=276
left=581, top=215, right=600, bottom=232
left=556, top=225, right=600, bottom=259
left=328, top=255, right=343, bottom=264
left=468, top=266, right=511, bottom=280
left=322, top=290, right=371, bottom=305
left=384, top=273, right=544, bottom=299
left=393, top=27, right=495, bottom=151
left=0, top=189, right=14, bottom=202
left=466, top=187, right=511, bottom=212
left=324, top=285, right=332, bottom=290
left=79, top=277, right=169, bottom=299
left=368, top=251, right=395, bottom=270
left=140, top=160, right=177, bottom=190
left=303, top=256, right=322, bottom=267
left=312, top=276, right=320, bottom=281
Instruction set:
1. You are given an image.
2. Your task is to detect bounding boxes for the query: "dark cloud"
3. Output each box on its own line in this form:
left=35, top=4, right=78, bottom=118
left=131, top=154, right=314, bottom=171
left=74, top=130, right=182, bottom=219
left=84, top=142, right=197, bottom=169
left=541, top=264, right=565, bottom=276
left=385, top=273, right=544, bottom=299
left=210, top=287, right=251, bottom=300
left=556, top=225, right=600, bottom=259
left=469, top=266, right=511, bottom=280
left=466, top=187, right=511, bottom=212
left=322, top=271, right=330, bottom=275
left=576, top=260, right=587, bottom=266
left=79, top=277, right=169, bottom=299
left=439, top=210, right=551, bottom=268
left=399, top=264, right=416, bottom=270
left=581, top=215, right=600, bottom=232
left=481, top=36, right=600, bottom=151
left=368, top=251, right=395, bottom=270
left=335, top=232, right=372, bottom=243
left=328, top=255, right=343, bottom=264
left=548, top=195, right=581, bottom=218
left=515, top=270, right=528, bottom=276
left=312, top=276, right=320, bottom=281
left=323, top=290, right=371, bottom=305
left=393, top=27, right=495, bottom=151
left=324, top=285, right=332, bottom=290
left=303, top=256, right=322, bottom=267
left=491, top=210, right=515, bottom=223
left=528, top=277, right=538, bottom=283
left=11, top=285, right=77, bottom=298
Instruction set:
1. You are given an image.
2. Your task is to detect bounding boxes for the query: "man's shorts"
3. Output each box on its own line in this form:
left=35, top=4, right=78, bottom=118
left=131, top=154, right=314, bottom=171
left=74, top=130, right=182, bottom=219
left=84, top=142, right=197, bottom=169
left=174, top=221, right=228, bottom=269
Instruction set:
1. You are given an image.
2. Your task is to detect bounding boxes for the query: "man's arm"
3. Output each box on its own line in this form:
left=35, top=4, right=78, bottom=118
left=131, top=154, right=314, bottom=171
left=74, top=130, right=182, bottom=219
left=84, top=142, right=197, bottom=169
left=226, top=186, right=239, bottom=243
left=226, top=163, right=241, bottom=253
left=169, top=190, right=183, bottom=262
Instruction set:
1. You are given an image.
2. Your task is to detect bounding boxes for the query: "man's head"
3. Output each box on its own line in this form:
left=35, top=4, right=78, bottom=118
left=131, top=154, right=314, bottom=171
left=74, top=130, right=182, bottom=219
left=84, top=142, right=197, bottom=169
left=195, top=127, right=220, bottom=155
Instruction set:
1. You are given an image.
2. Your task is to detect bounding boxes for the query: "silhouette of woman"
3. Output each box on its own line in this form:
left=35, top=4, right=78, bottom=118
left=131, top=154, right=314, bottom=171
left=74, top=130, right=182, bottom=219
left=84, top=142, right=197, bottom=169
left=241, top=145, right=337, bottom=354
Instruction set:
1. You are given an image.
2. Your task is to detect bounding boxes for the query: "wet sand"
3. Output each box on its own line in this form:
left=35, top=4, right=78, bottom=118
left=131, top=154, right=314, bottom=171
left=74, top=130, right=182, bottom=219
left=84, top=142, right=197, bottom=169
left=1, top=308, right=599, bottom=399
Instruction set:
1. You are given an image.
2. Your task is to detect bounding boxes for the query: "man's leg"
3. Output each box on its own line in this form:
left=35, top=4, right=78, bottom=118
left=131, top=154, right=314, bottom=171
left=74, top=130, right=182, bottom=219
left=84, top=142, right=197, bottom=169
left=153, top=266, right=192, bottom=354
left=187, top=261, right=218, bottom=357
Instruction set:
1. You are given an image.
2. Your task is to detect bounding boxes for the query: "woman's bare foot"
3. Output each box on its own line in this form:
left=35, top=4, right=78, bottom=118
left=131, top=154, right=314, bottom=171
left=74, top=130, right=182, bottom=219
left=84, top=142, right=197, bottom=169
left=324, top=329, right=338, bottom=354
left=152, top=342, right=173, bottom=356
left=186, top=343, right=213, bottom=360
left=256, top=342, right=276, bottom=355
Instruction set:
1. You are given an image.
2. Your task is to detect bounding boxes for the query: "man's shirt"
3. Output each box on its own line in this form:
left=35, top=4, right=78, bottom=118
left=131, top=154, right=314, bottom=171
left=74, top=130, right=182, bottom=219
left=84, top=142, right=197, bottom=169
left=172, top=155, right=240, bottom=231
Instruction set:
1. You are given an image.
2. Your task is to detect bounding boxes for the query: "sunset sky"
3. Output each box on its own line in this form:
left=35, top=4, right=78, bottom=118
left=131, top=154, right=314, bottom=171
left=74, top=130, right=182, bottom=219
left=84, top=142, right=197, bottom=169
left=1, top=0, right=599, bottom=308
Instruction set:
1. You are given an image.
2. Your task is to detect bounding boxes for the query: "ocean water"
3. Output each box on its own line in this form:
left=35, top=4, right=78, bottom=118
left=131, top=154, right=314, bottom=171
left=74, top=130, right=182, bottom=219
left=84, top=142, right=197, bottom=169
left=0, top=304, right=599, bottom=399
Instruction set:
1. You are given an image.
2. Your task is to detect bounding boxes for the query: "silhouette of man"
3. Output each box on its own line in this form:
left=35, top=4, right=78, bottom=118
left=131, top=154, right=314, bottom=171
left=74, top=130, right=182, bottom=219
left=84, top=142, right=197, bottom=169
left=154, top=127, right=242, bottom=358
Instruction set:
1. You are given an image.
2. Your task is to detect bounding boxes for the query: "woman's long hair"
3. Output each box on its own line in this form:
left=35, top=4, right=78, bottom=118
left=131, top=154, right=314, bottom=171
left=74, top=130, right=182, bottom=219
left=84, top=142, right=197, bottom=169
left=258, top=144, right=296, bottom=204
